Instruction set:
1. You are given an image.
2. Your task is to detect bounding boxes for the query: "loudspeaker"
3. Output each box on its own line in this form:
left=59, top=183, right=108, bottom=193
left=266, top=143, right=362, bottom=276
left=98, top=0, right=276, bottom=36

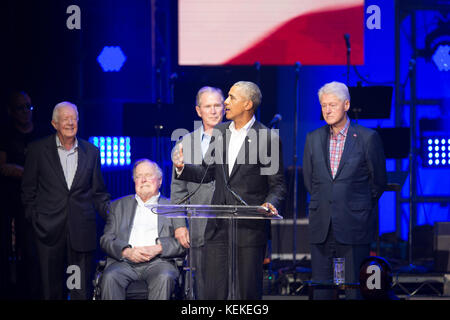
left=270, top=219, right=310, bottom=260
left=434, top=222, right=450, bottom=273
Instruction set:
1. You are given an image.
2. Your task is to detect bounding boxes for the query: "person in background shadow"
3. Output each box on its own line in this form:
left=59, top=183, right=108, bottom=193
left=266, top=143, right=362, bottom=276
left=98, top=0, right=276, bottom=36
left=303, top=81, right=387, bottom=300
left=21, top=101, right=111, bottom=300
left=0, top=91, right=42, bottom=299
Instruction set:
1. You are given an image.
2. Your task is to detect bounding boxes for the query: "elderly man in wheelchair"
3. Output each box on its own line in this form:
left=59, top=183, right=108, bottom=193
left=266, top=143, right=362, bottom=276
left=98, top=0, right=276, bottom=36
left=95, top=159, right=186, bottom=300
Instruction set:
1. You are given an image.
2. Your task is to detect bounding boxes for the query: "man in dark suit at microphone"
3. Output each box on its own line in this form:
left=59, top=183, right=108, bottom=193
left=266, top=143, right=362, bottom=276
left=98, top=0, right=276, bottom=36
left=173, top=81, right=286, bottom=300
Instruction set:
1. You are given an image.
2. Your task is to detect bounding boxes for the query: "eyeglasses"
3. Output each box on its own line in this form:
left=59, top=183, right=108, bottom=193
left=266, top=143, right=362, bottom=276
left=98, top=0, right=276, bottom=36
left=14, top=104, right=34, bottom=112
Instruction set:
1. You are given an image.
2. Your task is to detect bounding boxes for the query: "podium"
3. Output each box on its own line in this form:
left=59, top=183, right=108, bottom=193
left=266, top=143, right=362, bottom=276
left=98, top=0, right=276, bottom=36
left=146, top=204, right=283, bottom=300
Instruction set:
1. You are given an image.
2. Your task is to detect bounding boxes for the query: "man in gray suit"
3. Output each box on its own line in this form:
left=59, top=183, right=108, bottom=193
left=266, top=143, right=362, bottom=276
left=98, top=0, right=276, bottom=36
left=170, top=86, right=224, bottom=299
left=100, top=159, right=185, bottom=300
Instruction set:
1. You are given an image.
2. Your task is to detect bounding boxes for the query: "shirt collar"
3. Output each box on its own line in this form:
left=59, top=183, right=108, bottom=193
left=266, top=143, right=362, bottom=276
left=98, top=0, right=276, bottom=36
left=56, top=134, right=78, bottom=151
left=135, top=192, right=160, bottom=207
left=200, top=125, right=211, bottom=140
left=330, top=116, right=350, bottom=137
left=229, top=115, right=256, bottom=133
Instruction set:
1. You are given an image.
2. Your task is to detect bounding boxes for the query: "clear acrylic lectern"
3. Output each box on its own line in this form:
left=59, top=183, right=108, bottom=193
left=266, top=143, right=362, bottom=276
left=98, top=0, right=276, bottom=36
left=146, top=204, right=283, bottom=300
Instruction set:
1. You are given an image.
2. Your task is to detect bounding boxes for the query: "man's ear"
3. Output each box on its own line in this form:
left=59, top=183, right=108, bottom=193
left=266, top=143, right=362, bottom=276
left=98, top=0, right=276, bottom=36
left=51, top=120, right=58, bottom=131
left=195, top=105, right=202, bottom=118
left=344, top=100, right=350, bottom=112
left=244, top=100, right=254, bottom=112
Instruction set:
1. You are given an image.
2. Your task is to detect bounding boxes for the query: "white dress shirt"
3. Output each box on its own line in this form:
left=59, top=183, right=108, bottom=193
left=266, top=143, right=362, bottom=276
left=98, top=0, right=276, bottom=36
left=227, top=116, right=256, bottom=175
left=128, top=193, right=160, bottom=247
left=56, top=135, right=78, bottom=189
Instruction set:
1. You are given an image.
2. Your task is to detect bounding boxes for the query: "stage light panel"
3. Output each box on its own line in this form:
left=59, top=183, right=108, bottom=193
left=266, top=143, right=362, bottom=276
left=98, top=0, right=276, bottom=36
left=89, top=136, right=131, bottom=167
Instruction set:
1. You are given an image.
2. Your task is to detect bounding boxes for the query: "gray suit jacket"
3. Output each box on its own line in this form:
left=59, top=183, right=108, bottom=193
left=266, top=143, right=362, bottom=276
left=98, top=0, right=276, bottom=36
left=170, top=128, right=215, bottom=247
left=100, top=195, right=185, bottom=268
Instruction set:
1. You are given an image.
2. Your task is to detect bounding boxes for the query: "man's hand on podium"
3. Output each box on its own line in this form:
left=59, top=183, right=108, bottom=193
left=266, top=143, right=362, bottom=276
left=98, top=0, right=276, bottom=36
left=261, top=202, right=279, bottom=217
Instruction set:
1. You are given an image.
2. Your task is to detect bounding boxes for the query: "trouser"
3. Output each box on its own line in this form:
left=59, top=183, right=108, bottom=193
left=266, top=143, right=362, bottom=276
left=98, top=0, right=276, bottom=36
left=35, top=231, right=94, bottom=300
left=100, top=258, right=179, bottom=300
left=310, top=224, right=370, bottom=300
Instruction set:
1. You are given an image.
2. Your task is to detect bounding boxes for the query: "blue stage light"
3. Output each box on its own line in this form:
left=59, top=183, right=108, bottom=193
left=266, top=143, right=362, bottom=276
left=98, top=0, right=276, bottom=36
left=97, top=46, right=127, bottom=72
left=89, top=136, right=131, bottom=167
left=432, top=45, right=450, bottom=72
left=422, top=135, right=450, bottom=167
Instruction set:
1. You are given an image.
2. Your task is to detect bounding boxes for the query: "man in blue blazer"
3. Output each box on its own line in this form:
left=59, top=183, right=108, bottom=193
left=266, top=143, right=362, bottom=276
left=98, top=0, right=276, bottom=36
left=303, top=81, right=387, bottom=299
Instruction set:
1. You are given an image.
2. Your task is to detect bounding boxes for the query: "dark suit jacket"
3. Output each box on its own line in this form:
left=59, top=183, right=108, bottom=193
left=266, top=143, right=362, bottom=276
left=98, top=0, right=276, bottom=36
left=303, top=122, right=387, bottom=245
left=21, top=134, right=110, bottom=251
left=100, top=195, right=185, bottom=268
left=178, top=120, right=286, bottom=247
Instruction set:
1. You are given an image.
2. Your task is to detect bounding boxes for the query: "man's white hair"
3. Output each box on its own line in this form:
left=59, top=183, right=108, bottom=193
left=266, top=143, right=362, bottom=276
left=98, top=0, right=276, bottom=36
left=132, top=159, right=163, bottom=181
left=318, top=81, right=350, bottom=103
left=52, top=101, right=79, bottom=123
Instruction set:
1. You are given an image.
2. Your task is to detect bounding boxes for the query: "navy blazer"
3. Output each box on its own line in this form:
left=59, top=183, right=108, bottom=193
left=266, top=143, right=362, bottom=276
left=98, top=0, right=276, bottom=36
left=303, top=122, right=387, bottom=245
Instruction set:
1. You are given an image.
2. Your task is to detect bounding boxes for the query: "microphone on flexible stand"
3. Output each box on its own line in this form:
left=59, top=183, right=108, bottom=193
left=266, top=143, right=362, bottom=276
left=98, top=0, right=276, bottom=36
left=344, top=33, right=351, bottom=85
left=268, top=114, right=282, bottom=129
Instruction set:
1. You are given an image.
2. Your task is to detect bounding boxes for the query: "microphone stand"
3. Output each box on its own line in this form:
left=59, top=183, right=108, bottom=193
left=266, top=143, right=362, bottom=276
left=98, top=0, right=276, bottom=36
left=254, top=61, right=261, bottom=121
left=292, top=62, right=301, bottom=271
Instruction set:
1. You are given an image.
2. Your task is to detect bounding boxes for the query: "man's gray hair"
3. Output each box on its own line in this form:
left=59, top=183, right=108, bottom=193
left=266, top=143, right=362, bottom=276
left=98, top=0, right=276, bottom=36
left=132, top=159, right=163, bottom=181
left=233, top=81, right=262, bottom=110
left=52, top=101, right=79, bottom=123
left=196, top=86, right=224, bottom=106
left=317, top=81, right=350, bottom=103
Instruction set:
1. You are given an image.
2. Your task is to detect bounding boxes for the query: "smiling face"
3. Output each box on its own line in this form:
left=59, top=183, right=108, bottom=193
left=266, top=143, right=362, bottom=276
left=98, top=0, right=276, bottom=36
left=195, top=91, right=224, bottom=132
left=320, top=93, right=349, bottom=128
left=133, top=161, right=162, bottom=202
left=51, top=104, right=78, bottom=142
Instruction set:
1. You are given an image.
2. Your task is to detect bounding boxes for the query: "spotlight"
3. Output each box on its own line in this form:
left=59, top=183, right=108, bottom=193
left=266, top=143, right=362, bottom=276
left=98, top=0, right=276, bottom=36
left=97, top=46, right=127, bottom=72
left=359, top=256, right=398, bottom=300
left=89, top=136, right=131, bottom=167
left=423, top=20, right=450, bottom=71
left=422, top=135, right=450, bottom=168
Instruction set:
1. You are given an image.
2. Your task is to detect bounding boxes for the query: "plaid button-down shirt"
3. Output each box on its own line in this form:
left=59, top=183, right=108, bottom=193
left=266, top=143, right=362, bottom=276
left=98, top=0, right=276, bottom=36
left=329, top=117, right=350, bottom=178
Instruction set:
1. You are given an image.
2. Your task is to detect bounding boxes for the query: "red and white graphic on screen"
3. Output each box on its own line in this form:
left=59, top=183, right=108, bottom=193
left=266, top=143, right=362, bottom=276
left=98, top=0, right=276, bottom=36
left=179, top=0, right=364, bottom=66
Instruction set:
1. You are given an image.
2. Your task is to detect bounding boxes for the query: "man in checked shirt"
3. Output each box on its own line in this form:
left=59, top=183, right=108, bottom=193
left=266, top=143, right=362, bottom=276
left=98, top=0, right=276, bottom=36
left=303, top=81, right=387, bottom=300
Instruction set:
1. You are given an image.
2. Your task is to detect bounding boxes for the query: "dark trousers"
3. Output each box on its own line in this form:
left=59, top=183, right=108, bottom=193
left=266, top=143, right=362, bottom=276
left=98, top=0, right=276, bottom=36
left=310, top=224, right=370, bottom=300
left=199, top=220, right=265, bottom=300
left=35, top=230, right=94, bottom=300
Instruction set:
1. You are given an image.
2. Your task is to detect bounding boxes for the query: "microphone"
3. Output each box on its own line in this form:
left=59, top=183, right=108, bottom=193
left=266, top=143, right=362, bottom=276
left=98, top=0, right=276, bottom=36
left=268, top=114, right=282, bottom=128
left=221, top=160, right=248, bottom=206
left=344, top=33, right=351, bottom=52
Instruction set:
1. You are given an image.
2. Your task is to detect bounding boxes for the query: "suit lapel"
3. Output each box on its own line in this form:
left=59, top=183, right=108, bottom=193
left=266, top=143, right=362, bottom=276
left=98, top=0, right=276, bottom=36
left=320, top=126, right=332, bottom=179
left=334, top=124, right=357, bottom=179
left=126, top=197, right=138, bottom=242
left=228, top=121, right=258, bottom=181
left=46, top=135, right=69, bottom=191
left=70, top=139, right=86, bottom=191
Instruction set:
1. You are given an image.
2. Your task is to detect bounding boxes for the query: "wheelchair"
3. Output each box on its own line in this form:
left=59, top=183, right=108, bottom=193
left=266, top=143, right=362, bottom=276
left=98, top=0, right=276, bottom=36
left=92, top=257, right=188, bottom=300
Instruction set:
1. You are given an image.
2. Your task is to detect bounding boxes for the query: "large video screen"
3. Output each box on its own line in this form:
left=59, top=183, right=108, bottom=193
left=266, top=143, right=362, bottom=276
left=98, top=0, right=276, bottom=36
left=178, top=0, right=364, bottom=66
